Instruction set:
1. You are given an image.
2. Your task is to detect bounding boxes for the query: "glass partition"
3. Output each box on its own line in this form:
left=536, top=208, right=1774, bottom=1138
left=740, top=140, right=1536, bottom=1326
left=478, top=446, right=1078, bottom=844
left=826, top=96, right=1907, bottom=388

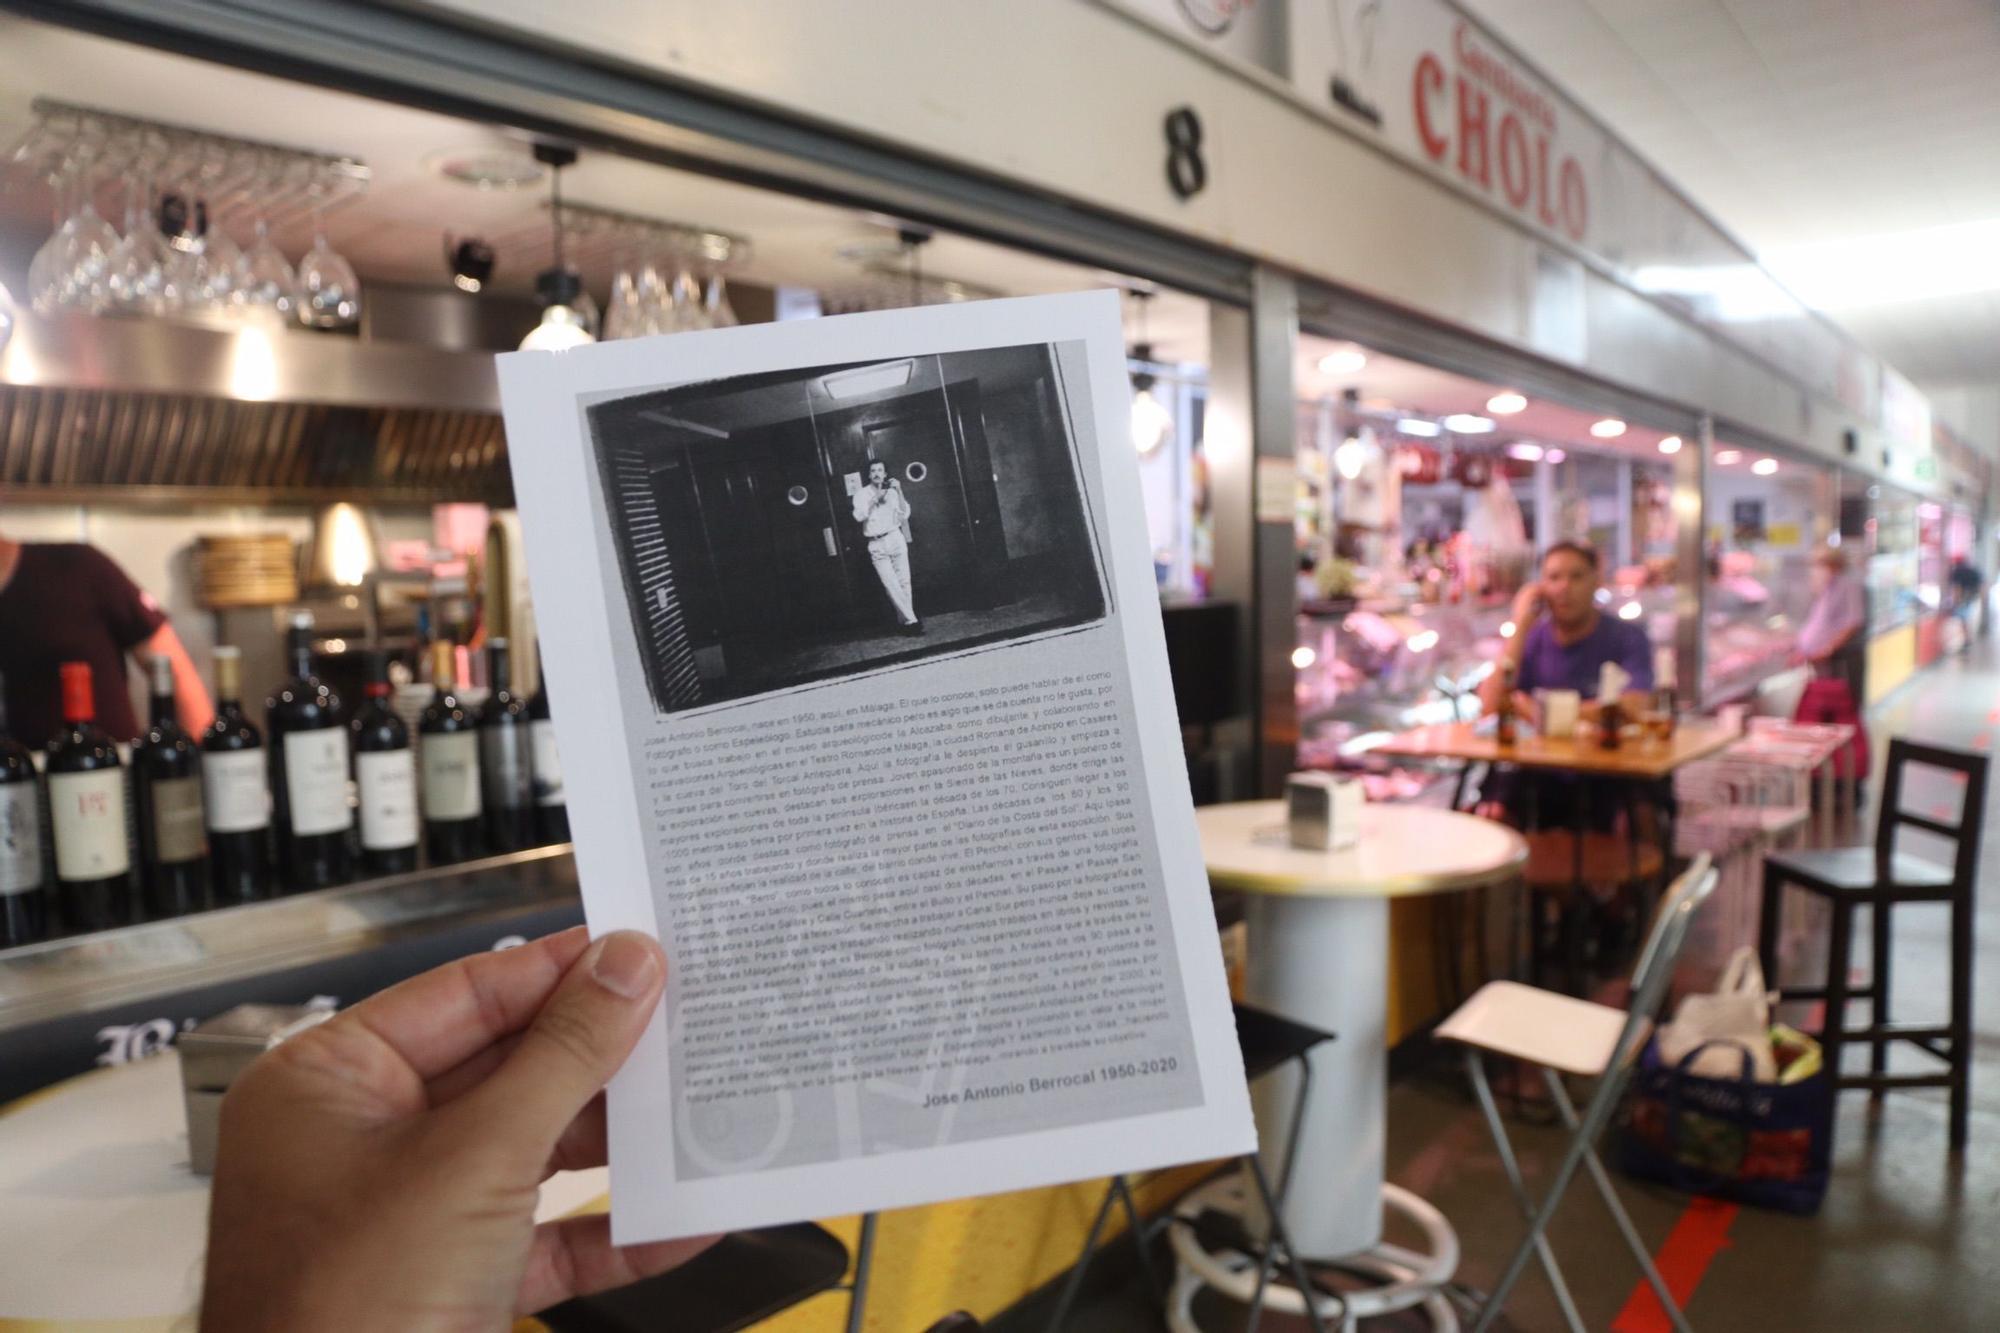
left=1702, top=442, right=1837, bottom=702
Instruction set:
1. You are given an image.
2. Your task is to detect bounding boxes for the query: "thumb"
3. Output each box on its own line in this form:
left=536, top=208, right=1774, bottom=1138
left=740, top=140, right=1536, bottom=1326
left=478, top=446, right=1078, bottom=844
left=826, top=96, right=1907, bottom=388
left=460, top=930, right=665, bottom=1169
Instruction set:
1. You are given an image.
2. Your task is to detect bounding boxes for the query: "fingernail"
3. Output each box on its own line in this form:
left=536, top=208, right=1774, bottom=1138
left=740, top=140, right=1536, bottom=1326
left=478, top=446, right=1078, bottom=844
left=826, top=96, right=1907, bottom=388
left=590, top=931, right=662, bottom=1000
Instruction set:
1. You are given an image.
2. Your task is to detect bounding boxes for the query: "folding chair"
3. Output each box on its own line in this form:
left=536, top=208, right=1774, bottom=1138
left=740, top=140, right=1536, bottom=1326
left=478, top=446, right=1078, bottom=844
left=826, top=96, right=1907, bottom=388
left=1436, top=853, right=1719, bottom=1333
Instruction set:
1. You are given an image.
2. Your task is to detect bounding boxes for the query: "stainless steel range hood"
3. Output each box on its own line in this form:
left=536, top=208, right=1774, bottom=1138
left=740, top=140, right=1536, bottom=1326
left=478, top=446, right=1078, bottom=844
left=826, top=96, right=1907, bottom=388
left=0, top=307, right=511, bottom=503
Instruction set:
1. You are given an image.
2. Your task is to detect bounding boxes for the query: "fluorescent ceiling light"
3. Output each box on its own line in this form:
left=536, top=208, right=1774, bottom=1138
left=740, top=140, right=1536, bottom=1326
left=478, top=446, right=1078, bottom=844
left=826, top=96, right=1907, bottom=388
left=1765, top=216, right=2000, bottom=311
left=820, top=359, right=914, bottom=400
left=1715, top=449, right=1742, bottom=465
left=1486, top=391, right=1528, bottom=415
left=640, top=410, right=731, bottom=440
left=1443, top=413, right=1494, bottom=434
left=1505, top=442, right=1544, bottom=462
left=1318, top=347, right=1368, bottom=375
left=1589, top=418, right=1627, bottom=439
left=1752, top=458, right=1779, bottom=476
left=1397, top=418, right=1442, bottom=438
left=1658, top=435, right=1683, bottom=454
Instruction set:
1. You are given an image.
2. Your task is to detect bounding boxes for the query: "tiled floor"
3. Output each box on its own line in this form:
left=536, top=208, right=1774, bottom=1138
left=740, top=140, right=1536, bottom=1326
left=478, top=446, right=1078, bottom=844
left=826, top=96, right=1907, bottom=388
left=1019, top=634, right=2000, bottom=1332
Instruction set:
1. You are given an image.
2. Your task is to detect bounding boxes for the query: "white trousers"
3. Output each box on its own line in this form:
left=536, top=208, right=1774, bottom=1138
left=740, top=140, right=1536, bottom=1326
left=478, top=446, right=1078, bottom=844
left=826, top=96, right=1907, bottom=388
left=867, top=529, right=917, bottom=625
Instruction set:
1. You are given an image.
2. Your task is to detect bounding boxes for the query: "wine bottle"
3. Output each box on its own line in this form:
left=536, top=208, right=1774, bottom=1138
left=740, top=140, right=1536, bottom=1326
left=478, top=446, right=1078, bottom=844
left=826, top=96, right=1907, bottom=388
left=480, top=638, right=535, bottom=853
left=0, top=672, right=48, bottom=946
left=201, top=646, right=271, bottom=904
left=132, top=653, right=208, bottom=920
left=353, top=650, right=419, bottom=877
left=45, top=662, right=132, bottom=932
left=1495, top=662, right=1517, bottom=747
left=419, top=640, right=483, bottom=865
left=528, top=645, right=568, bottom=845
left=267, top=612, right=352, bottom=889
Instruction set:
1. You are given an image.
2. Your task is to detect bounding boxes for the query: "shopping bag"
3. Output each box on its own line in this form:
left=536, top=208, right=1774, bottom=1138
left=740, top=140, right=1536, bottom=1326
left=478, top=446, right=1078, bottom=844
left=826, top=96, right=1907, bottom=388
left=1655, top=947, right=1777, bottom=1082
left=1794, top=675, right=1870, bottom=781
left=1616, top=1036, right=1834, bottom=1215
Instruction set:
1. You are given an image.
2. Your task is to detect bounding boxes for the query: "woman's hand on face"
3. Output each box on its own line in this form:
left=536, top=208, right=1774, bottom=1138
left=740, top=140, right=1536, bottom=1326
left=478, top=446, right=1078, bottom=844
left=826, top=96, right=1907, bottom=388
left=200, top=927, right=713, bottom=1333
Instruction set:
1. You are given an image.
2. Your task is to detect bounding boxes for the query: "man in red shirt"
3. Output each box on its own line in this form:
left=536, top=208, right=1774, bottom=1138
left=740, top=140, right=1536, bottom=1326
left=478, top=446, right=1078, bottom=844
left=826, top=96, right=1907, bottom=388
left=0, top=531, right=213, bottom=744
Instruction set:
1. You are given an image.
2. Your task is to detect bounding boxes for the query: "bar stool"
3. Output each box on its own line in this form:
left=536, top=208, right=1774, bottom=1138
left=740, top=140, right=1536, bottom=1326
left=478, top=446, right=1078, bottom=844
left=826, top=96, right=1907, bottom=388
left=1051, top=1003, right=1339, bottom=1333
left=1758, top=738, right=1989, bottom=1151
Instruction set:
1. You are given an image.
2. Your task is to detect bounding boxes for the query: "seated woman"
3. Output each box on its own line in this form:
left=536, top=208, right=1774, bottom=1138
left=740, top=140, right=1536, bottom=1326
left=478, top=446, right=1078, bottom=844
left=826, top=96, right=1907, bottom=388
left=1474, top=541, right=1654, bottom=826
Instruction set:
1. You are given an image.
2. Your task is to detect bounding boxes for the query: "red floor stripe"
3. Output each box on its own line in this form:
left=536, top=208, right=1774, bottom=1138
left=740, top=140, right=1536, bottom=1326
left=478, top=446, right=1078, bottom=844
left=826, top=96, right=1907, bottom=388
left=1608, top=1197, right=1739, bottom=1332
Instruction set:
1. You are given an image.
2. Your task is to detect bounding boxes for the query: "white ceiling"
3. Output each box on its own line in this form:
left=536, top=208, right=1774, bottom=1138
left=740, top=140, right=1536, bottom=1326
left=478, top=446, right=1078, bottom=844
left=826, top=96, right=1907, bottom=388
left=0, top=17, right=1213, bottom=364
left=1463, top=0, right=2000, bottom=396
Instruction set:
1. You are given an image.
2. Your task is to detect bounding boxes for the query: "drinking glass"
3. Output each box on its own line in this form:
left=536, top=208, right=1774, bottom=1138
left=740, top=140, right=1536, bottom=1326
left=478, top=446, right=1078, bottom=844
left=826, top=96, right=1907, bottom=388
left=103, top=178, right=180, bottom=315
left=233, top=214, right=299, bottom=321
left=605, top=258, right=639, bottom=340
left=703, top=272, right=739, bottom=328
left=635, top=257, right=668, bottom=335
left=670, top=266, right=704, bottom=331
left=297, top=209, right=361, bottom=327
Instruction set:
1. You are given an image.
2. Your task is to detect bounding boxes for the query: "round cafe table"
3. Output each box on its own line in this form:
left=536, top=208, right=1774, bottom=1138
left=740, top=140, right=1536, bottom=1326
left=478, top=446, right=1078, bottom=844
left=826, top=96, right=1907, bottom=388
left=0, top=1051, right=610, bottom=1328
left=1176, top=800, right=1526, bottom=1328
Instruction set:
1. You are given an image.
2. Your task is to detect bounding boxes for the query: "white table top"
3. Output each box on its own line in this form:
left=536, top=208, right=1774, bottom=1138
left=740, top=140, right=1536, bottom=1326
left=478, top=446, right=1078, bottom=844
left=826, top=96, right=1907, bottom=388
left=0, top=1051, right=609, bottom=1325
left=1197, top=800, right=1528, bottom=899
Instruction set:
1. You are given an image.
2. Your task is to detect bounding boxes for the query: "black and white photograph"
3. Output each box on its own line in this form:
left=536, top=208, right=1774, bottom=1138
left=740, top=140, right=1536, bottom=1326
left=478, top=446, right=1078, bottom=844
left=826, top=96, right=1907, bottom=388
left=586, top=341, right=1110, bottom=713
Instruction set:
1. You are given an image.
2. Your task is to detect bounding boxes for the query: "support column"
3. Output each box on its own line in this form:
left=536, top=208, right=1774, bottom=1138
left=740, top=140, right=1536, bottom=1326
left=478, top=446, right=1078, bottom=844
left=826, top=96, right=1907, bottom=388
left=1209, top=268, right=1301, bottom=798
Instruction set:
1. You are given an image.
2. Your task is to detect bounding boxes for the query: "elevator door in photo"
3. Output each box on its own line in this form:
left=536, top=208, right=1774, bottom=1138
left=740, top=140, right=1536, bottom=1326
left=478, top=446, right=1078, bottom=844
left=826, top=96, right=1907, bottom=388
left=824, top=392, right=981, bottom=619
left=647, top=428, right=855, bottom=663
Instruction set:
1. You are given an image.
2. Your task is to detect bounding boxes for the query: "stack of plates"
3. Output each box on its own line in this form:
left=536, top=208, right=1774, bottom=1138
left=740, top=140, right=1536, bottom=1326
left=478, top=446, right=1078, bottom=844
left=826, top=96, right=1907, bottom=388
left=195, top=534, right=299, bottom=608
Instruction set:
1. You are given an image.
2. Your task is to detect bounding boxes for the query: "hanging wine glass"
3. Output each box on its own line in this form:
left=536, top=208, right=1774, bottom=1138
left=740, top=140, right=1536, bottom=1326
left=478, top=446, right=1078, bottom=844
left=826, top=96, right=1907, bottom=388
left=66, top=179, right=119, bottom=313
left=636, top=254, right=669, bottom=335
left=669, top=262, right=704, bottom=331
left=234, top=210, right=298, bottom=322
left=297, top=199, right=361, bottom=328
left=103, top=176, right=179, bottom=315
left=703, top=270, right=739, bottom=328
left=26, top=176, right=79, bottom=313
left=605, top=243, right=639, bottom=340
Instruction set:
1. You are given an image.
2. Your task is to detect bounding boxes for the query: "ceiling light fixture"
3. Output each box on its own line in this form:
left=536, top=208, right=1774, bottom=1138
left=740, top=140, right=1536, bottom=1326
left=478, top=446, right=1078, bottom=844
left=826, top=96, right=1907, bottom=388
left=1128, top=289, right=1173, bottom=455
left=821, top=360, right=916, bottom=400
left=1505, top=441, right=1544, bottom=462
left=445, top=236, right=495, bottom=294
left=1752, top=458, right=1779, bottom=476
left=1318, top=346, right=1368, bottom=376
left=1657, top=435, right=1683, bottom=454
left=1396, top=418, right=1442, bottom=438
left=520, top=143, right=595, bottom=352
left=1715, top=449, right=1742, bottom=466
left=1545, top=448, right=1567, bottom=464
left=1486, top=391, right=1528, bottom=415
left=1589, top=417, right=1628, bottom=439
left=1443, top=413, right=1495, bottom=434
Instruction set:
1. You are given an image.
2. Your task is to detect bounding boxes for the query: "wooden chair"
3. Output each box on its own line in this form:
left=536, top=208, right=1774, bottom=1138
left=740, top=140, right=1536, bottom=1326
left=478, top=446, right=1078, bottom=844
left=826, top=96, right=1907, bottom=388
left=1758, top=738, right=1988, bottom=1151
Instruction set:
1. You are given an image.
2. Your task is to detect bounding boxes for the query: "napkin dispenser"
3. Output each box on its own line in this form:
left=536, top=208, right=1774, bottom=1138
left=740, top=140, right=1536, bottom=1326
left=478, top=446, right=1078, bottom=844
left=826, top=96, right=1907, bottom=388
left=1287, top=771, right=1364, bottom=850
left=180, top=1003, right=334, bottom=1176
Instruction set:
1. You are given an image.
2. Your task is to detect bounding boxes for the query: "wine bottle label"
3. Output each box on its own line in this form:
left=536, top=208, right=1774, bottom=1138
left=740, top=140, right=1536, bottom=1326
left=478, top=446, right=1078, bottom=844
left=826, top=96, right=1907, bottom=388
left=357, top=750, right=419, bottom=851
left=0, top=784, right=43, bottom=896
left=50, top=769, right=131, bottom=881
left=530, top=719, right=565, bottom=808
left=202, top=750, right=269, bottom=833
left=149, top=775, right=207, bottom=864
left=481, top=726, right=533, bottom=812
left=421, top=732, right=482, bottom=821
left=283, top=729, right=354, bottom=836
